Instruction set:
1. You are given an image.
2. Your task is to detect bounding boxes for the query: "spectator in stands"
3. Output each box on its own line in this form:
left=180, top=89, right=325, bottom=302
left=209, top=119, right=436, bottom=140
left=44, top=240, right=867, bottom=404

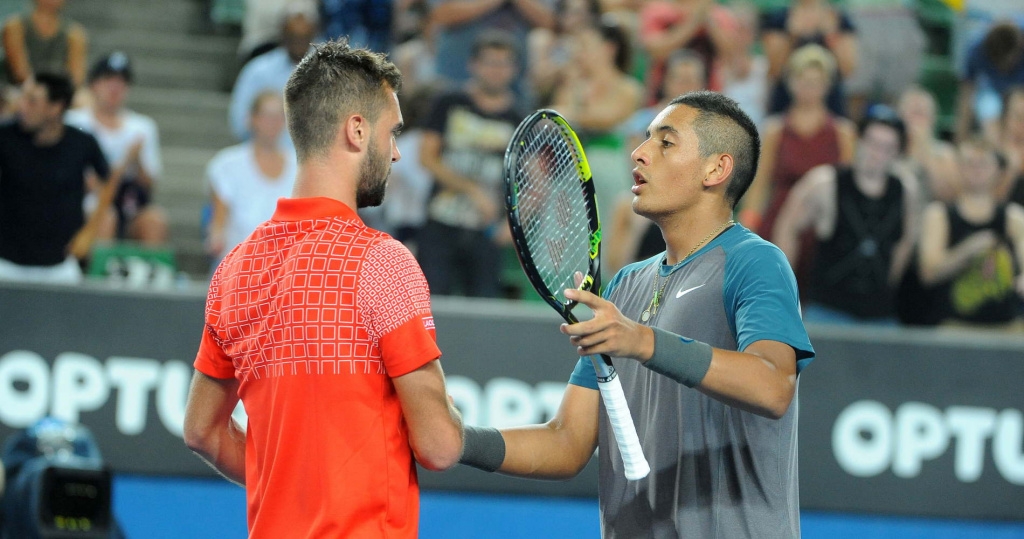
left=1, top=0, right=87, bottom=88
left=206, top=91, right=296, bottom=265
left=549, top=18, right=641, bottom=134
left=550, top=18, right=642, bottom=259
left=427, top=0, right=555, bottom=104
left=843, top=0, right=925, bottom=122
left=607, top=49, right=705, bottom=275
left=0, top=73, right=117, bottom=284
left=320, top=0, right=393, bottom=53
left=719, top=1, right=768, bottom=130
left=955, top=20, right=1024, bottom=144
left=897, top=85, right=960, bottom=206
left=761, top=0, right=857, bottom=117
left=527, top=0, right=601, bottom=106
left=638, top=0, right=736, bottom=100
left=1002, top=87, right=1024, bottom=206
left=371, top=82, right=442, bottom=251
left=237, top=0, right=315, bottom=62
left=228, top=4, right=317, bottom=144
left=918, top=137, right=1024, bottom=329
left=67, top=51, right=168, bottom=246
left=418, top=31, right=524, bottom=297
left=773, top=106, right=918, bottom=325
left=742, top=44, right=856, bottom=248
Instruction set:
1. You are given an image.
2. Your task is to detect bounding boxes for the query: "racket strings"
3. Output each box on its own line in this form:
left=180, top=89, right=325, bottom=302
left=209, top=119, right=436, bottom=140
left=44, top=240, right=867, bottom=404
left=512, top=120, right=596, bottom=304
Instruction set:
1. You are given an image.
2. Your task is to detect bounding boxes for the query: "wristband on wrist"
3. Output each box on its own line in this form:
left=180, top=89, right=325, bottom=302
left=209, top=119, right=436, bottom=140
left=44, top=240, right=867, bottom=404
left=459, top=425, right=506, bottom=472
left=644, top=327, right=713, bottom=388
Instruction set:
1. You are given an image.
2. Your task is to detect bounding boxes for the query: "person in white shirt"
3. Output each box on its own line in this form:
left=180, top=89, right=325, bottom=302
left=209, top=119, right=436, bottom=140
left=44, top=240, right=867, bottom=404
left=66, top=51, right=168, bottom=245
left=206, top=91, right=297, bottom=265
left=228, top=5, right=317, bottom=146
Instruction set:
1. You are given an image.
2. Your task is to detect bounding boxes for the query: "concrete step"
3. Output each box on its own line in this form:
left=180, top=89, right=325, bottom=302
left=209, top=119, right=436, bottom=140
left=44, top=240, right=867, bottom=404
left=67, top=0, right=214, bottom=36
left=89, top=29, right=238, bottom=63
left=149, top=110, right=235, bottom=150
left=128, top=86, right=231, bottom=117
left=129, top=53, right=235, bottom=91
left=160, top=147, right=219, bottom=194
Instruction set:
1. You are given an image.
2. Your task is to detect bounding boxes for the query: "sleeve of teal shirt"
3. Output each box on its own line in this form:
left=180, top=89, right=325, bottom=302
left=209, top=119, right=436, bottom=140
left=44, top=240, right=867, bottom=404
left=723, top=241, right=815, bottom=373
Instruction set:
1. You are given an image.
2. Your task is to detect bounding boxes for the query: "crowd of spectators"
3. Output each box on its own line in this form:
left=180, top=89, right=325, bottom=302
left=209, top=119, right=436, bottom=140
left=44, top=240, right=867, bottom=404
left=1, top=0, right=1024, bottom=330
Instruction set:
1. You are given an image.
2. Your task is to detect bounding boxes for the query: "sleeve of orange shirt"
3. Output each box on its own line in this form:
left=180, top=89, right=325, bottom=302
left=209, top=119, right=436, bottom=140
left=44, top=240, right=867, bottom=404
left=359, top=238, right=442, bottom=378
left=194, top=272, right=236, bottom=379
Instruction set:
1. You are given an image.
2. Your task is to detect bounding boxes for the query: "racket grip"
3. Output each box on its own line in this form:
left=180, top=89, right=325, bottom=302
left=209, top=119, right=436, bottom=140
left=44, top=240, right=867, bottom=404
left=597, top=375, right=651, bottom=480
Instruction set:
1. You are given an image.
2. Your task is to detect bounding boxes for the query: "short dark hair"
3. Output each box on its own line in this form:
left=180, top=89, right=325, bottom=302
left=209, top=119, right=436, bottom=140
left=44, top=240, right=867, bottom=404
left=668, top=91, right=760, bottom=208
left=596, top=17, right=632, bottom=75
left=470, top=30, right=519, bottom=63
left=859, top=104, right=907, bottom=152
left=982, top=22, right=1023, bottom=70
left=284, top=39, right=402, bottom=161
left=33, top=72, right=75, bottom=111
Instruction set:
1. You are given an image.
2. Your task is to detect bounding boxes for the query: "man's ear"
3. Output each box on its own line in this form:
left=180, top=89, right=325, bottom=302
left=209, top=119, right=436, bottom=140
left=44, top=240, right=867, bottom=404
left=703, top=153, right=734, bottom=188
left=342, top=114, right=368, bottom=151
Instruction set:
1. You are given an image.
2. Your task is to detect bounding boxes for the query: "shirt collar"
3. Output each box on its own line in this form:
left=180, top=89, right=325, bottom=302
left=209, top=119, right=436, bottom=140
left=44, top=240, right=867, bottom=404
left=272, top=197, right=363, bottom=224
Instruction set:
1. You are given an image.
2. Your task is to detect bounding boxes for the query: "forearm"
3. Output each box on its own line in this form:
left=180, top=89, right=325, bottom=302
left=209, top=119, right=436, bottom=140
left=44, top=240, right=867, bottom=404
left=697, top=348, right=795, bottom=419
left=513, top=0, right=555, bottom=29
left=921, top=242, right=982, bottom=284
left=189, top=417, right=247, bottom=486
left=430, top=0, right=501, bottom=26
left=422, top=156, right=479, bottom=194
left=639, top=329, right=794, bottom=419
left=643, top=17, right=705, bottom=62
left=497, top=423, right=594, bottom=479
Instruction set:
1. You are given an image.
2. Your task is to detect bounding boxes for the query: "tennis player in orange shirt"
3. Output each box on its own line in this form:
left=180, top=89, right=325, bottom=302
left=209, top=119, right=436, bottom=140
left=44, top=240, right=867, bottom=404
left=183, top=39, right=464, bottom=538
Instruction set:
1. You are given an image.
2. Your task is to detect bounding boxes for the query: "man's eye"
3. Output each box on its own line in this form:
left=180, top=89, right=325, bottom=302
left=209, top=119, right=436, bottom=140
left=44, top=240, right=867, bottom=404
left=660, top=139, right=673, bottom=148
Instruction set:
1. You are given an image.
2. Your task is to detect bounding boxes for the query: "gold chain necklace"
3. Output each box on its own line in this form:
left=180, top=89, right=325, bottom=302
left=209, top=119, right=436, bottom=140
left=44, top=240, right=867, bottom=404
left=639, top=219, right=735, bottom=323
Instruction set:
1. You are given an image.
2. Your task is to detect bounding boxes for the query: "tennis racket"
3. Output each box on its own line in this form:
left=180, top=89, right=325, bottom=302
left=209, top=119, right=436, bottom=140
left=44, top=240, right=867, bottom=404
left=503, top=109, right=650, bottom=481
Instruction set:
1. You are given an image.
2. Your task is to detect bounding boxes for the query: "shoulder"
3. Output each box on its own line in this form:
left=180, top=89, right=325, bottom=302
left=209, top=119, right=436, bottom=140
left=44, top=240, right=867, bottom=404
left=762, top=116, right=785, bottom=137
left=208, top=143, right=250, bottom=171
left=3, top=14, right=23, bottom=32
left=64, top=108, right=93, bottom=130
left=721, top=228, right=795, bottom=286
left=723, top=227, right=788, bottom=264
left=361, top=236, right=426, bottom=284
left=123, top=110, right=159, bottom=134
left=834, top=116, right=857, bottom=136
left=63, top=125, right=98, bottom=146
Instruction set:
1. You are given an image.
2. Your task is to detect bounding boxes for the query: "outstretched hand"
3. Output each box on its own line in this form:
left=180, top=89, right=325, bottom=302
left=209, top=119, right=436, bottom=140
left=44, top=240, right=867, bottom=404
left=560, top=288, right=654, bottom=361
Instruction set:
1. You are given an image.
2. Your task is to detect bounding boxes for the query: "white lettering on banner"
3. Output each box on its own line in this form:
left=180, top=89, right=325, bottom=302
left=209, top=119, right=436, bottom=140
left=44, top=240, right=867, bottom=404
left=833, top=400, right=1024, bottom=485
left=447, top=375, right=565, bottom=428
left=0, top=350, right=50, bottom=427
left=0, top=350, right=191, bottom=437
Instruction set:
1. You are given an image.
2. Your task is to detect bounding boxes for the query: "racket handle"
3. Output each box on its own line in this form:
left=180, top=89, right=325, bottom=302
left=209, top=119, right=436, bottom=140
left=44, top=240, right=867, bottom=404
left=597, top=373, right=651, bottom=481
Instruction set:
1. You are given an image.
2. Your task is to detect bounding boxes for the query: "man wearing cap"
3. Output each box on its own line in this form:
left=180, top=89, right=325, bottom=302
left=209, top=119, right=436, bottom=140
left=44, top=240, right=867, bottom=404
left=66, top=51, right=167, bottom=245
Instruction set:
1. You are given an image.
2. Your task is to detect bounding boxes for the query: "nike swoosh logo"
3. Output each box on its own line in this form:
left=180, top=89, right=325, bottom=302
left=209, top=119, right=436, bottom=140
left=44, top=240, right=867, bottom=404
left=676, top=284, right=705, bottom=298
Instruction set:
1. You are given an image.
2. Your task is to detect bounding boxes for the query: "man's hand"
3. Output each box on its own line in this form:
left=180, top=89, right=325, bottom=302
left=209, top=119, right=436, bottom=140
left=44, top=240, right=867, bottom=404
left=559, top=288, right=655, bottom=361
left=67, top=226, right=96, bottom=261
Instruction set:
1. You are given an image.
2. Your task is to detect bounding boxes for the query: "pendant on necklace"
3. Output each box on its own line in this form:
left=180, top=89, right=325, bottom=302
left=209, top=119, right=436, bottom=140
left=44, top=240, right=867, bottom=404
left=641, top=309, right=651, bottom=322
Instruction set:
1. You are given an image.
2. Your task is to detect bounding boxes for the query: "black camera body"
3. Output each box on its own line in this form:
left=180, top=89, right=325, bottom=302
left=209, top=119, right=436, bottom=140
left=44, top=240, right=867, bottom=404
left=1, top=419, right=115, bottom=539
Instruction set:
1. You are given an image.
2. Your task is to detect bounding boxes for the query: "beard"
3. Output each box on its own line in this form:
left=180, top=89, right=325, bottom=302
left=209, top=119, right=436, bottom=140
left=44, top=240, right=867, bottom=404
left=356, top=137, right=390, bottom=208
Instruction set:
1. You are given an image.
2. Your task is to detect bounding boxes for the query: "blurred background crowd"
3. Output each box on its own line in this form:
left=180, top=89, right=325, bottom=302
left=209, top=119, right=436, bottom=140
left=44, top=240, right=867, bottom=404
left=0, top=0, right=1023, bottom=331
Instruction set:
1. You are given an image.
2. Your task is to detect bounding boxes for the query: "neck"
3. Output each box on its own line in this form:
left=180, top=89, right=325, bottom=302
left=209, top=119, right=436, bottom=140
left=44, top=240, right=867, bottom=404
left=853, top=167, right=888, bottom=198
left=468, top=82, right=512, bottom=111
left=93, top=105, right=121, bottom=124
left=290, top=158, right=358, bottom=209
left=32, top=120, right=64, bottom=146
left=660, top=207, right=735, bottom=265
left=253, top=137, right=280, bottom=152
left=791, top=100, right=825, bottom=115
